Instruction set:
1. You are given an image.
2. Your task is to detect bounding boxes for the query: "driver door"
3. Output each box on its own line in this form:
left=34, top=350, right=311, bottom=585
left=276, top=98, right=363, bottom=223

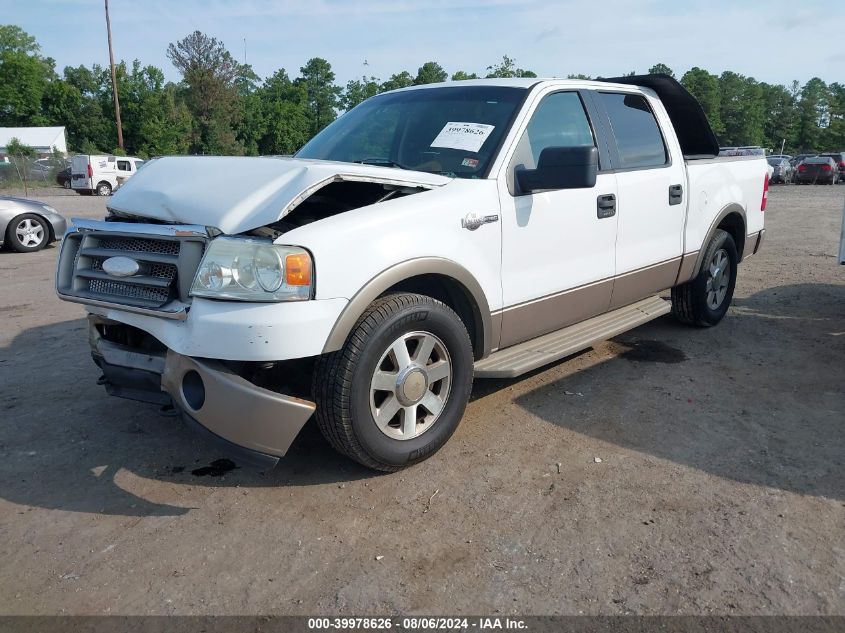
left=497, top=90, right=618, bottom=348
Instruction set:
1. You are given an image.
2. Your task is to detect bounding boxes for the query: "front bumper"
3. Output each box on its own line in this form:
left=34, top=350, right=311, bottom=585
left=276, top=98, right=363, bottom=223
left=90, top=318, right=315, bottom=467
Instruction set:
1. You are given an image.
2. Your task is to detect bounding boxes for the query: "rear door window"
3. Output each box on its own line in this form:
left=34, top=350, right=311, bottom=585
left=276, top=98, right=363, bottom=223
left=598, top=92, right=668, bottom=169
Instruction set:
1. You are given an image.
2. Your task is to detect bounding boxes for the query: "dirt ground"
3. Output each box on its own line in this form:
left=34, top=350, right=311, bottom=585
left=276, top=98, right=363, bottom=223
left=0, top=184, right=843, bottom=616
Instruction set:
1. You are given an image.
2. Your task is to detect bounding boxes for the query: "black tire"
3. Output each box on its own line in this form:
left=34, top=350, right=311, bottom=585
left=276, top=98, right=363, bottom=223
left=671, top=229, right=738, bottom=327
left=95, top=181, right=112, bottom=196
left=4, top=213, right=50, bottom=253
left=313, top=293, right=474, bottom=472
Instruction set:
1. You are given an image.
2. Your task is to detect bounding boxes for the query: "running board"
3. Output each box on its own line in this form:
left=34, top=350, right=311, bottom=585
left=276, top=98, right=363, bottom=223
left=474, top=295, right=671, bottom=379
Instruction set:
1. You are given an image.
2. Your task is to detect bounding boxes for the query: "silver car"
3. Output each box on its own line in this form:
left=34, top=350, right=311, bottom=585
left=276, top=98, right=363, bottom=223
left=0, top=196, right=67, bottom=252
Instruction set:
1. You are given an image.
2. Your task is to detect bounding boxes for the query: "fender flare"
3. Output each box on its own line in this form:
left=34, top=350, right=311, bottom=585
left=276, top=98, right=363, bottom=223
left=690, top=203, right=747, bottom=278
left=321, top=257, right=493, bottom=356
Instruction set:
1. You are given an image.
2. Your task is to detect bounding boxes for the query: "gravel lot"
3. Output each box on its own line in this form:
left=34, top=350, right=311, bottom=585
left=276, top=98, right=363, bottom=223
left=0, top=184, right=843, bottom=616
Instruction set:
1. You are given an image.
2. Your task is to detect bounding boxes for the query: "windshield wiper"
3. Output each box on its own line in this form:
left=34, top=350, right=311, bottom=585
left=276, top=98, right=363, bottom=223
left=355, top=157, right=411, bottom=170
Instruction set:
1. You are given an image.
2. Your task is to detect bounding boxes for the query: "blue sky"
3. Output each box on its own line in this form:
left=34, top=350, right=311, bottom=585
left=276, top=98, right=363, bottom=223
left=8, top=0, right=842, bottom=87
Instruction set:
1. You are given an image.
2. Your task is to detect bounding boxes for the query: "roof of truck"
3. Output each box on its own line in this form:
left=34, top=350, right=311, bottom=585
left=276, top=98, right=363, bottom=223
left=388, top=78, right=639, bottom=92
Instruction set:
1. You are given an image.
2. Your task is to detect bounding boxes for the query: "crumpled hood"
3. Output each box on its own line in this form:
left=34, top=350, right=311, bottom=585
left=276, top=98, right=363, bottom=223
left=107, top=156, right=451, bottom=235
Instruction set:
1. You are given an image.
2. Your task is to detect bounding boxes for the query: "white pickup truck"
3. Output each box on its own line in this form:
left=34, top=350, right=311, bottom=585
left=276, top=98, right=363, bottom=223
left=56, top=75, right=767, bottom=471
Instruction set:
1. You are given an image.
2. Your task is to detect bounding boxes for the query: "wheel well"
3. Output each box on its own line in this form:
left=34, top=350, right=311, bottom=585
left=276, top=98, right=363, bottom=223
left=717, top=212, right=746, bottom=260
left=384, top=273, right=484, bottom=360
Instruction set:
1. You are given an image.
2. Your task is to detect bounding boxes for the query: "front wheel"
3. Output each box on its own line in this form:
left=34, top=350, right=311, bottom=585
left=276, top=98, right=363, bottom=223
left=671, top=229, right=738, bottom=327
left=5, top=214, right=49, bottom=252
left=96, top=181, right=112, bottom=196
left=314, top=293, right=474, bottom=472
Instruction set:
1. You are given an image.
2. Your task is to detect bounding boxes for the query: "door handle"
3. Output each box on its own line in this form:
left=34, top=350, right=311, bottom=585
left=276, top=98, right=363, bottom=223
left=461, top=213, right=499, bottom=231
left=597, top=194, right=616, bottom=219
left=669, top=184, right=683, bottom=206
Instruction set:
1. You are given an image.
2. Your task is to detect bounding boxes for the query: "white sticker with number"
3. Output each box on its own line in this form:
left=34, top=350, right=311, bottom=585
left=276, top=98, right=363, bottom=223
left=430, top=122, right=495, bottom=153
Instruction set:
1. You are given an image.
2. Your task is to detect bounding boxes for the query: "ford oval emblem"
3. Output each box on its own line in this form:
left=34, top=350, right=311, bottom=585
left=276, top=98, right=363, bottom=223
left=102, top=256, right=140, bottom=278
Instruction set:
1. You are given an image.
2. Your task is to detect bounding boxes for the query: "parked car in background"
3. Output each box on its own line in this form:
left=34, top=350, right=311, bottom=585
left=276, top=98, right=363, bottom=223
left=820, top=152, right=845, bottom=183
left=767, top=157, right=793, bottom=184
left=56, top=166, right=71, bottom=188
left=0, top=196, right=67, bottom=252
left=791, top=153, right=815, bottom=169
left=0, top=157, right=12, bottom=182
left=768, top=154, right=792, bottom=161
left=70, top=154, right=145, bottom=196
left=795, top=156, right=839, bottom=184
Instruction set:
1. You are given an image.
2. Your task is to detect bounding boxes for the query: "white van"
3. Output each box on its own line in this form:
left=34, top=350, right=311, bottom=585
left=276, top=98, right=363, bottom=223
left=70, top=154, right=145, bottom=196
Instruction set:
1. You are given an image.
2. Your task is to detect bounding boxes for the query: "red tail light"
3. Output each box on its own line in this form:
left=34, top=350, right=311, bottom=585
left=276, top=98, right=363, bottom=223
left=761, top=173, right=768, bottom=211
left=798, top=164, right=807, bottom=172
left=839, top=161, right=845, bottom=169
left=821, top=164, right=832, bottom=172
left=87, top=164, right=93, bottom=178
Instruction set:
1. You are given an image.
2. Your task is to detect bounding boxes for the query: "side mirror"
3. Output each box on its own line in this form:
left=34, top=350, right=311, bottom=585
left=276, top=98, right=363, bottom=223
left=516, top=145, right=598, bottom=193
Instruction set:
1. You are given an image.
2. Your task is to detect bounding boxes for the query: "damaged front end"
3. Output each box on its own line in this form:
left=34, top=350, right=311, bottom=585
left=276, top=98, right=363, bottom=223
left=105, top=155, right=448, bottom=235
left=59, top=157, right=450, bottom=466
left=89, top=316, right=315, bottom=468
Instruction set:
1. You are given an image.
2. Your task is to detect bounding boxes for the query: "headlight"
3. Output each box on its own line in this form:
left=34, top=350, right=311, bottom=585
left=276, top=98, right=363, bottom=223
left=190, top=237, right=312, bottom=302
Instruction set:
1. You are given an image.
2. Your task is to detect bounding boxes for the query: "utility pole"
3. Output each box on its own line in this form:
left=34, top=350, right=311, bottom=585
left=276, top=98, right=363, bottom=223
left=104, top=0, right=124, bottom=150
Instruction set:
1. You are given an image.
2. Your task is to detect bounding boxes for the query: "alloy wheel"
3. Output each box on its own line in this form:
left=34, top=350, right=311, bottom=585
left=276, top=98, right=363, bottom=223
left=705, top=248, right=730, bottom=310
left=369, top=331, right=452, bottom=440
left=15, top=218, right=45, bottom=249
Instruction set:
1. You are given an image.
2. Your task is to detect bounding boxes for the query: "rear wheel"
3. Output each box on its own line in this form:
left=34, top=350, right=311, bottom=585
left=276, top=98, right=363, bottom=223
left=671, top=229, right=738, bottom=327
left=314, top=293, right=474, bottom=472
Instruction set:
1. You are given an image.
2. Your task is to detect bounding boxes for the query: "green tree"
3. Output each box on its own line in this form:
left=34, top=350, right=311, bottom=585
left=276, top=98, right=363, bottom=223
left=59, top=64, right=113, bottom=152
left=485, top=55, right=536, bottom=78
left=795, top=77, right=828, bottom=151
left=451, top=70, right=479, bottom=81
left=342, top=76, right=380, bottom=110
left=167, top=30, right=242, bottom=154
left=257, top=69, right=311, bottom=155
left=824, top=82, right=845, bottom=150
left=648, top=63, right=674, bottom=77
left=415, top=62, right=447, bottom=85
left=759, top=82, right=797, bottom=153
left=681, top=67, right=724, bottom=136
left=380, top=71, right=414, bottom=92
left=296, top=57, right=341, bottom=135
left=0, top=25, right=55, bottom=125
left=0, top=25, right=39, bottom=54
left=567, top=73, right=592, bottom=80
left=718, top=72, right=764, bottom=146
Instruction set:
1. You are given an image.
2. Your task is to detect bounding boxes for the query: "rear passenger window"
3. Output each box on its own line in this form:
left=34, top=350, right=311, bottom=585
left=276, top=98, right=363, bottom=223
left=117, top=160, right=131, bottom=171
left=598, top=92, right=668, bottom=169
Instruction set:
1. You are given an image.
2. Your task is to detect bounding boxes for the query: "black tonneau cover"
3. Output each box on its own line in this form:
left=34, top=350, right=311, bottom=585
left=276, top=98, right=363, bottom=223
left=596, top=74, right=720, bottom=158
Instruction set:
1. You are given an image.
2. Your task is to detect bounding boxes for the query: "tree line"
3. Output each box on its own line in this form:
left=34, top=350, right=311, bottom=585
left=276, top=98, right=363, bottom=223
left=1, top=25, right=842, bottom=159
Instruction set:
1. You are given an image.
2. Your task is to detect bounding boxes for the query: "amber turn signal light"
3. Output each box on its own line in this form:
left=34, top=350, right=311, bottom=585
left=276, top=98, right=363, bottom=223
left=285, top=253, right=312, bottom=286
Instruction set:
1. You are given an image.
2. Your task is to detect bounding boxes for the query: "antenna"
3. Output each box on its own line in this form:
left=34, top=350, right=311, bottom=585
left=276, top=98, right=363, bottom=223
left=243, top=37, right=247, bottom=65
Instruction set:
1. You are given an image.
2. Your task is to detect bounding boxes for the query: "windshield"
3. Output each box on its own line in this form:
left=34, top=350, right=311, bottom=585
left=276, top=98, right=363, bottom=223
left=296, top=86, right=527, bottom=178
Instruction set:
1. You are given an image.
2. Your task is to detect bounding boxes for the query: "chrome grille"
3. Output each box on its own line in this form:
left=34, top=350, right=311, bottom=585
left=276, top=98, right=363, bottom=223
left=56, top=220, right=209, bottom=318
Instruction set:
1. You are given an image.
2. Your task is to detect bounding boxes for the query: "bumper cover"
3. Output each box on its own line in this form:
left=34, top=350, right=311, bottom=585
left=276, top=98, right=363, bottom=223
left=91, top=319, right=315, bottom=466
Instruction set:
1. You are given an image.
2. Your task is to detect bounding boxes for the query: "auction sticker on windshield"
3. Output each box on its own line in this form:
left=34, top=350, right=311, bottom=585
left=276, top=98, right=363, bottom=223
left=431, top=122, right=495, bottom=153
